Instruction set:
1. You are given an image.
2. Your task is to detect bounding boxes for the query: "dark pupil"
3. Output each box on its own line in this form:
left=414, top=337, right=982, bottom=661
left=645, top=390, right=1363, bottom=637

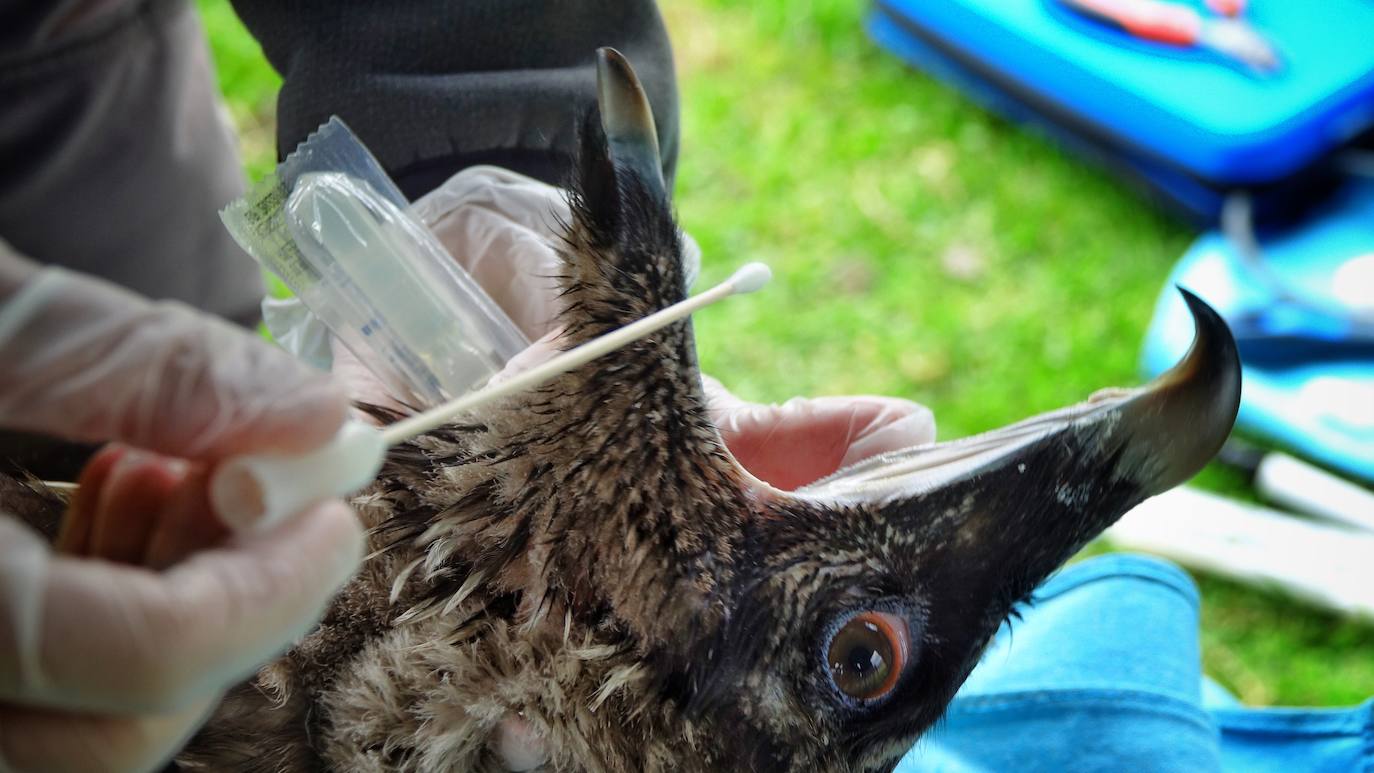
left=828, top=620, right=892, bottom=698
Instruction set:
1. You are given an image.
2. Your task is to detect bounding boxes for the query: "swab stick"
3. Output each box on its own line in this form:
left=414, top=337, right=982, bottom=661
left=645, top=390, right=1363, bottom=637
left=209, top=262, right=772, bottom=531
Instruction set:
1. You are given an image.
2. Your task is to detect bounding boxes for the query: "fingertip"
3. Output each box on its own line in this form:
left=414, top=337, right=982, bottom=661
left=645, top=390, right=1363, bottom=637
left=309, top=499, right=366, bottom=565
left=58, top=444, right=127, bottom=554
left=147, top=500, right=363, bottom=705
left=90, top=452, right=185, bottom=565
left=810, top=396, right=936, bottom=442
left=718, top=394, right=939, bottom=490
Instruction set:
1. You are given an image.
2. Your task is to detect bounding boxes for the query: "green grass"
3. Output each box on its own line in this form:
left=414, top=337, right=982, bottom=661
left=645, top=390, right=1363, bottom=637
left=196, top=0, right=1374, bottom=707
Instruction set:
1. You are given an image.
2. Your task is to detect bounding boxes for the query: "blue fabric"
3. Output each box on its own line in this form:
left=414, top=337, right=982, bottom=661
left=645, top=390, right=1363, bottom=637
left=866, top=0, right=1374, bottom=223
left=896, top=555, right=1374, bottom=772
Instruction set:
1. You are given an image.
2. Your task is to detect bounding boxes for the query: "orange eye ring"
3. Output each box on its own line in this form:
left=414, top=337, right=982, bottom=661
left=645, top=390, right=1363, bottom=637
left=826, top=610, right=911, bottom=703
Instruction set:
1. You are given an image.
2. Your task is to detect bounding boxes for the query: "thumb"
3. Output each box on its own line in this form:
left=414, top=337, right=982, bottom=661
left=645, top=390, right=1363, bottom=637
left=0, top=266, right=348, bottom=460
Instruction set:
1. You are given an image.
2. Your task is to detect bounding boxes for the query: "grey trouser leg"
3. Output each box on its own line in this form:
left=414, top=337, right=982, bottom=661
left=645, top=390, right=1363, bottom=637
left=0, top=0, right=263, bottom=325
left=228, top=0, right=679, bottom=200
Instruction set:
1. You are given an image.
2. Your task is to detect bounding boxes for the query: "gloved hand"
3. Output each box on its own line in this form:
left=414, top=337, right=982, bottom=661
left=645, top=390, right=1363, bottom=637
left=0, top=250, right=364, bottom=772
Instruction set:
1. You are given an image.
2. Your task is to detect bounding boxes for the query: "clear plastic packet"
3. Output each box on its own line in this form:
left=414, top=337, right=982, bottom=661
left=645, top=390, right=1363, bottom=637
left=220, top=117, right=529, bottom=407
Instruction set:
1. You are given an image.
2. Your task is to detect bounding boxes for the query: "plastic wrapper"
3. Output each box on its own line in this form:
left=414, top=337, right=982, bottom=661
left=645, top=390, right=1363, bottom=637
left=221, top=118, right=528, bottom=407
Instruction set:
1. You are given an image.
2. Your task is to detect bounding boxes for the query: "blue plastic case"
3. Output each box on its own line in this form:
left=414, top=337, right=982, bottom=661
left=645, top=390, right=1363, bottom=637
left=868, top=0, right=1374, bottom=223
left=1141, top=177, right=1374, bottom=483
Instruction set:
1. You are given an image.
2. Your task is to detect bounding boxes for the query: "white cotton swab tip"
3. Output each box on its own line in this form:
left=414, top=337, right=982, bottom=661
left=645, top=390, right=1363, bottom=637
left=208, top=260, right=772, bottom=533
left=728, top=261, right=772, bottom=294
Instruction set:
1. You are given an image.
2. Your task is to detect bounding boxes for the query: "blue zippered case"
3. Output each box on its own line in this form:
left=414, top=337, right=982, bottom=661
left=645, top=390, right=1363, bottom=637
left=1141, top=177, right=1374, bottom=483
left=868, top=0, right=1374, bottom=223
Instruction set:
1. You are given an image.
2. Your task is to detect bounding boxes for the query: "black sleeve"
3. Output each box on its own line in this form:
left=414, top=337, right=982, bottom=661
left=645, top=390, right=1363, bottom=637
left=228, top=1, right=680, bottom=199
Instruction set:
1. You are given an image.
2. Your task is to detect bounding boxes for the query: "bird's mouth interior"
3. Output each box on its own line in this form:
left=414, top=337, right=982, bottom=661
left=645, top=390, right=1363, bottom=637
left=789, top=289, right=1240, bottom=505
left=794, top=388, right=1143, bottom=504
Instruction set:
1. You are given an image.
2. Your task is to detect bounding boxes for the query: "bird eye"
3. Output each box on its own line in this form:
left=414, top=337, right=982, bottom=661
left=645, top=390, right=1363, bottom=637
left=826, top=610, right=911, bottom=703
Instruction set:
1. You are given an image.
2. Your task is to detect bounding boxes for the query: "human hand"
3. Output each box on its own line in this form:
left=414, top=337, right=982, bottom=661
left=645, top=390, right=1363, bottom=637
left=0, top=253, right=364, bottom=772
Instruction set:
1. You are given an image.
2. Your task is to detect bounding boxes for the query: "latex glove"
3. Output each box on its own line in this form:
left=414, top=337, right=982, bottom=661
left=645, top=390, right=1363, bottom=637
left=0, top=261, right=347, bottom=460
left=411, top=165, right=701, bottom=341
left=0, top=252, right=364, bottom=772
left=329, top=165, right=704, bottom=407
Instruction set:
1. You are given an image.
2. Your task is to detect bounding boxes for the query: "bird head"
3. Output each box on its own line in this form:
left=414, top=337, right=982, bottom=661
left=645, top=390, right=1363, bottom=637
left=304, top=48, right=1241, bottom=773
left=516, top=47, right=1237, bottom=770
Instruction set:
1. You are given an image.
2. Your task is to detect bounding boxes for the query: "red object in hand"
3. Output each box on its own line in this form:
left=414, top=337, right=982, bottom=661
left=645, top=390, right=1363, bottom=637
left=1206, top=0, right=1246, bottom=17
left=1057, top=0, right=1280, bottom=73
left=1059, top=0, right=1203, bottom=47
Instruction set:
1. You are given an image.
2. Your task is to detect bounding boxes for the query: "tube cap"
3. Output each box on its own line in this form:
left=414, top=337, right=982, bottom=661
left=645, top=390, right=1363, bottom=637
left=210, top=421, right=386, bottom=532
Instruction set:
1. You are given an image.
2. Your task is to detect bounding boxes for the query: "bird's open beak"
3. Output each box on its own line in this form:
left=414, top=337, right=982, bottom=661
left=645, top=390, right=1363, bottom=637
left=800, top=289, right=1240, bottom=520
left=596, top=47, right=665, bottom=192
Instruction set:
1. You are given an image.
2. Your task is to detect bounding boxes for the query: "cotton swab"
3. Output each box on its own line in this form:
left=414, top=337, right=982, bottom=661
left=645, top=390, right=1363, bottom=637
left=208, top=262, right=772, bottom=532
left=38, top=480, right=78, bottom=493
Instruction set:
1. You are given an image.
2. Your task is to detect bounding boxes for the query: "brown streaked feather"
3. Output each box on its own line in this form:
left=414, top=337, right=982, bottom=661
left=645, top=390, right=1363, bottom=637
left=0, top=471, right=68, bottom=541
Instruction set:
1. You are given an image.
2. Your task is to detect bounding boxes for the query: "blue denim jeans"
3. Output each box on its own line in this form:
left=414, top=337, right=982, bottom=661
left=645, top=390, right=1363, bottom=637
left=897, top=554, right=1374, bottom=772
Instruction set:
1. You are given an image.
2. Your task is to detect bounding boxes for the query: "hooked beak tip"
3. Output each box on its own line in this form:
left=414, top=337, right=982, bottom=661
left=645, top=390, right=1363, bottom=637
left=1122, top=286, right=1241, bottom=492
left=1172, top=287, right=1240, bottom=395
left=595, top=47, right=664, bottom=189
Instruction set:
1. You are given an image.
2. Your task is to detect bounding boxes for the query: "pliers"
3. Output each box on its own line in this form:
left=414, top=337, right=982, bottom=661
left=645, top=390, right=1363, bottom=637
left=1055, top=0, right=1281, bottom=75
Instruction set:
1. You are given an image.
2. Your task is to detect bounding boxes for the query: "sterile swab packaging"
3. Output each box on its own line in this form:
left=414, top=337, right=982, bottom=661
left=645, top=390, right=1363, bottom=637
left=220, top=117, right=528, bottom=407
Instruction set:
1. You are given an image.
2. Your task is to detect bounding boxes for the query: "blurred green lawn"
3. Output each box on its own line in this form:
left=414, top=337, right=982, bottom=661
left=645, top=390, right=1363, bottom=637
left=196, top=0, right=1374, bottom=707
